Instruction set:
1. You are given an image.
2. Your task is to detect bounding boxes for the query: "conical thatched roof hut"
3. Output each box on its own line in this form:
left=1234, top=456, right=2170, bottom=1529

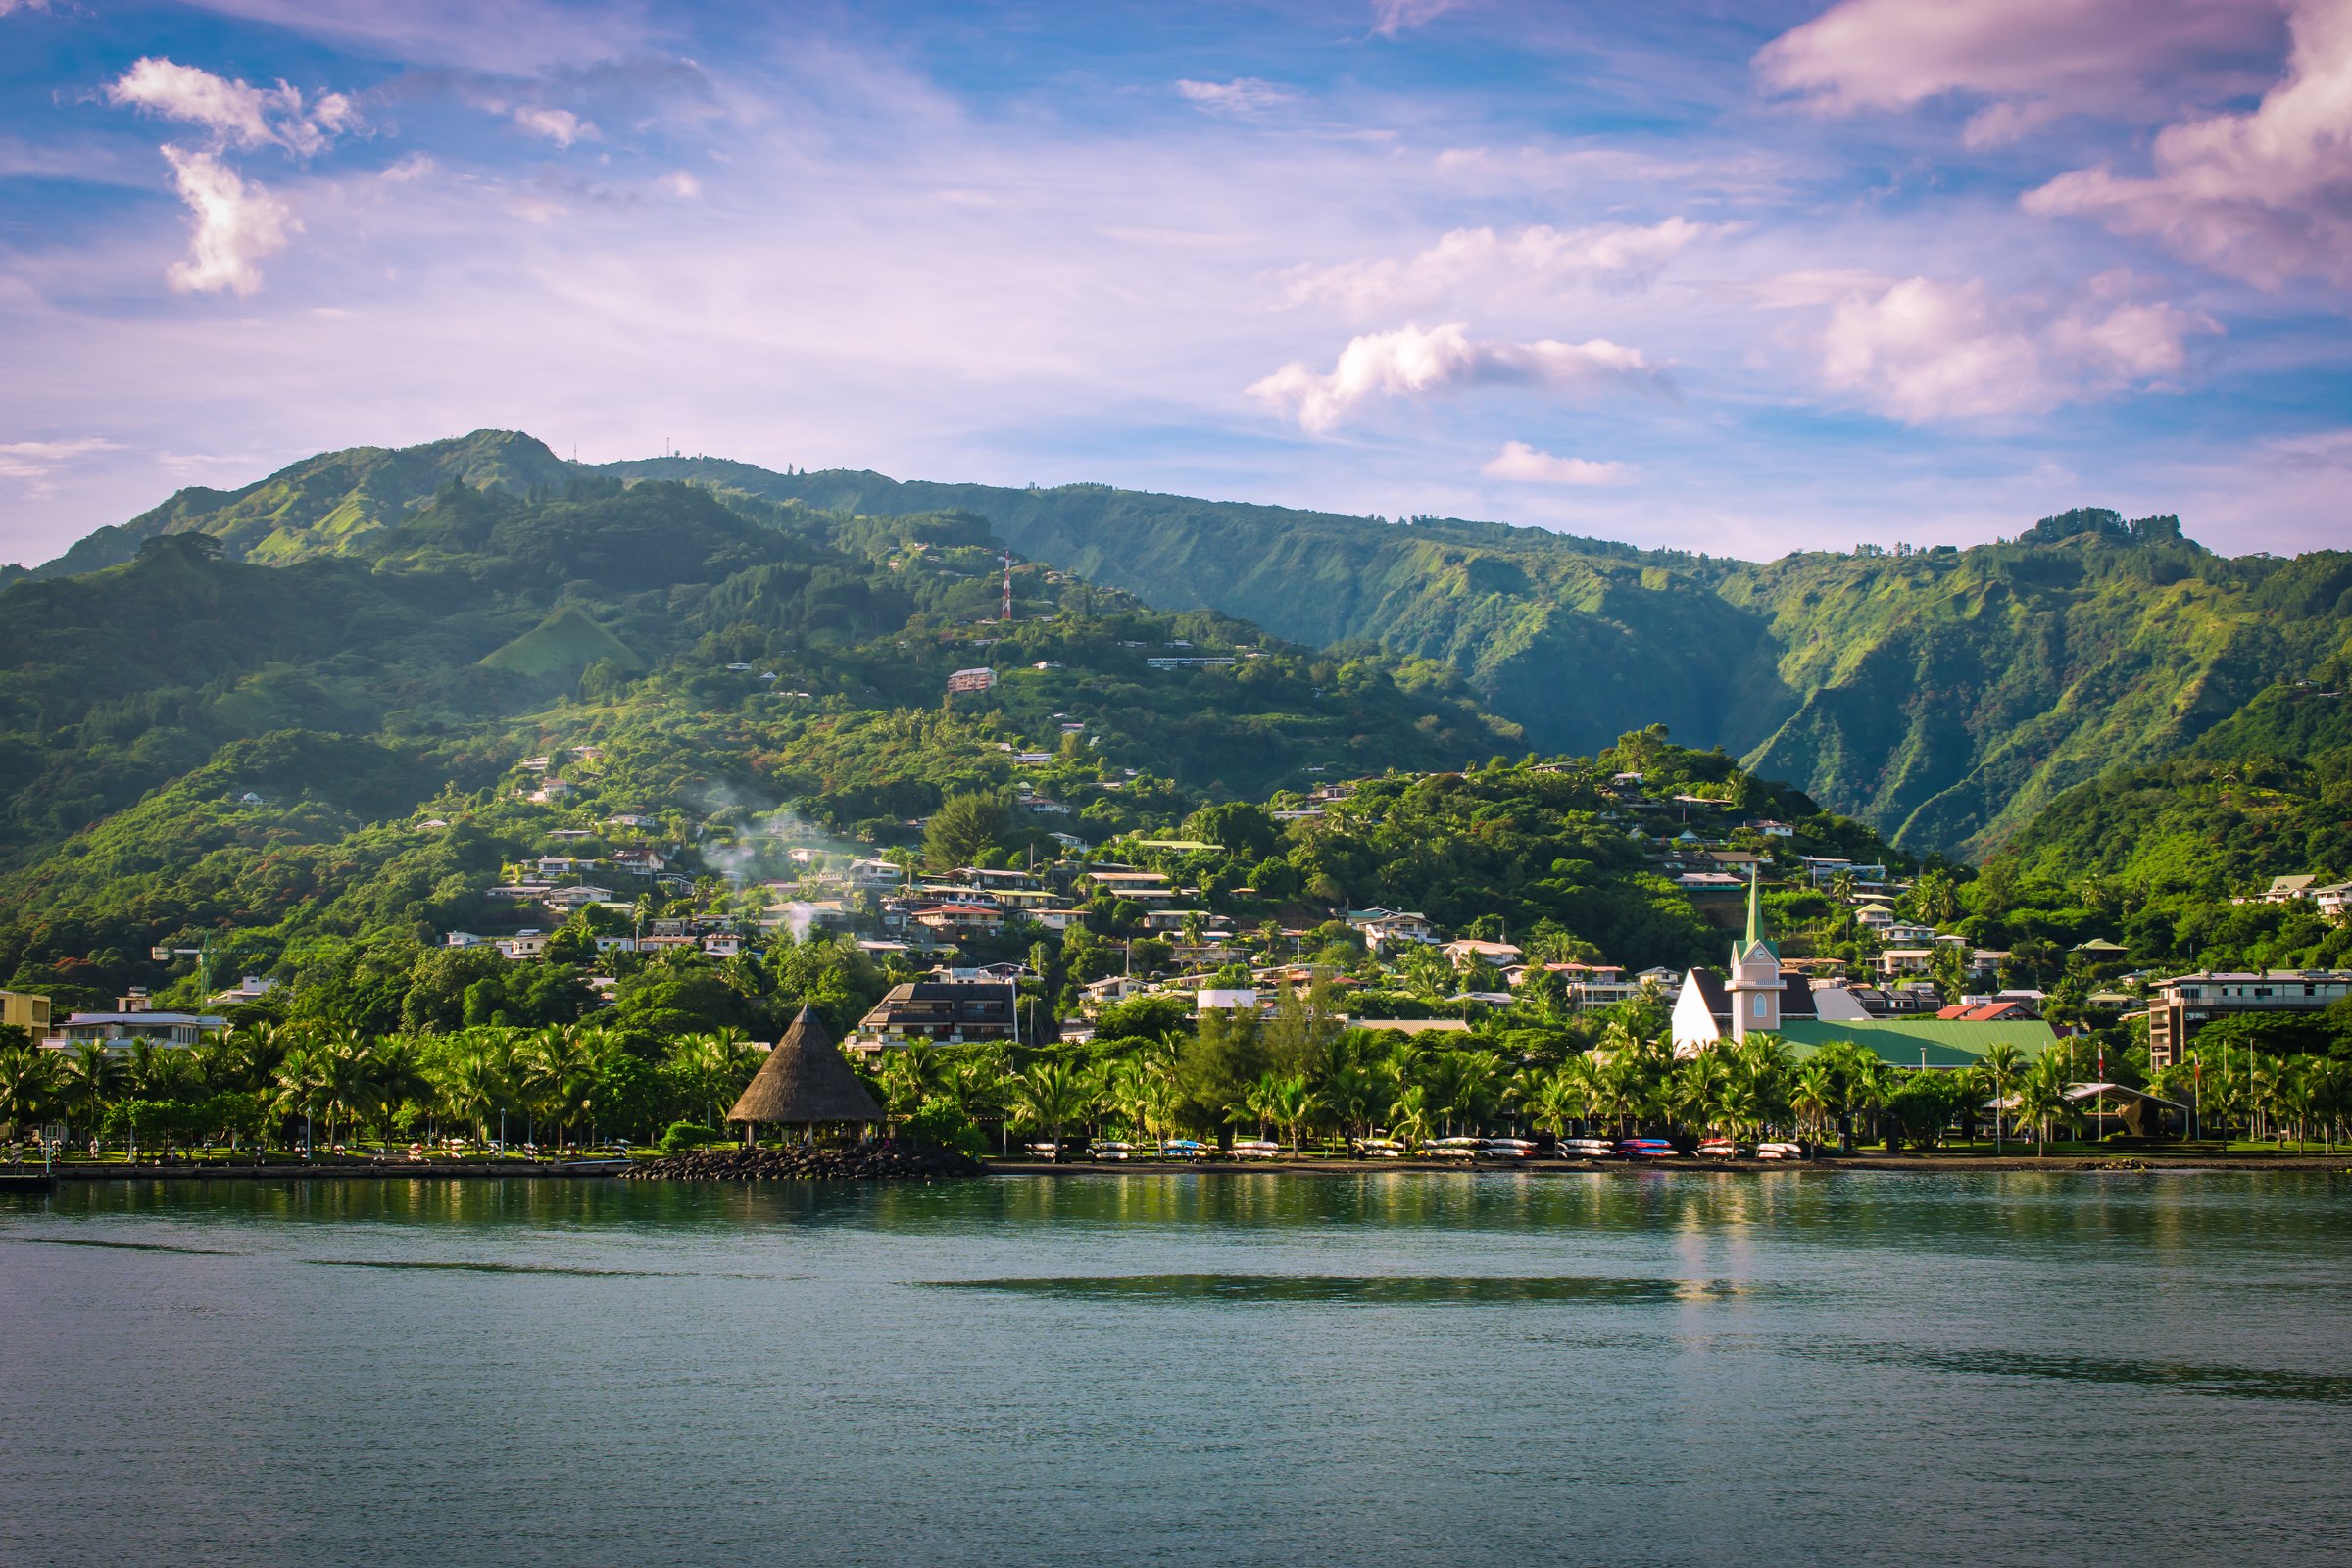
left=726, top=1005, right=883, bottom=1132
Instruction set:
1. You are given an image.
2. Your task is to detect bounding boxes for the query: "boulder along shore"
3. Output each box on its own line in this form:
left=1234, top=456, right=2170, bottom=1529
left=620, top=1146, right=986, bottom=1181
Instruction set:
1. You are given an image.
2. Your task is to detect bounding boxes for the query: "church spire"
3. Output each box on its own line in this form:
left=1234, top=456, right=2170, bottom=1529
left=1744, top=862, right=1761, bottom=949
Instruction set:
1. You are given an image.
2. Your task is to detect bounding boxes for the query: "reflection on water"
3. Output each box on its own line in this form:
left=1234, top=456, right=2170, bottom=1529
left=3, top=1170, right=2348, bottom=1568
left=926, top=1272, right=1798, bottom=1304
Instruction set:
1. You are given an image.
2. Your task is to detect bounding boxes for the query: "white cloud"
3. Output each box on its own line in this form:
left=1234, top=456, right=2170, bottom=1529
left=512, top=106, right=598, bottom=147
left=1756, top=0, right=2286, bottom=144
left=657, top=169, right=701, bottom=198
left=1279, top=218, right=1720, bottom=315
left=381, top=152, right=437, bottom=182
left=1482, top=441, right=1635, bottom=485
left=2023, top=1, right=2352, bottom=288
left=0, top=436, right=122, bottom=488
left=160, top=145, right=296, bottom=295
left=1249, top=322, right=1668, bottom=433
left=1817, top=273, right=2219, bottom=422
left=0, top=0, right=56, bottom=14
left=106, top=57, right=363, bottom=157
left=1371, top=0, right=1472, bottom=36
left=1175, top=78, right=1296, bottom=117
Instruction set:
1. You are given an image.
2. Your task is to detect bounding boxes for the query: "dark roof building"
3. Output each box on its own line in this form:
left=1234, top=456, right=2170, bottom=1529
left=854, top=981, right=1018, bottom=1052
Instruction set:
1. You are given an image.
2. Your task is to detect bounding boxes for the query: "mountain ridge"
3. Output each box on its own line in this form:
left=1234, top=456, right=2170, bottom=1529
left=16, top=429, right=2350, bottom=858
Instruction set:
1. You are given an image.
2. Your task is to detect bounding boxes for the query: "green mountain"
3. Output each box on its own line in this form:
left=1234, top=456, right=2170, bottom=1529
left=18, top=430, right=2352, bottom=860
left=604, top=462, right=2352, bottom=858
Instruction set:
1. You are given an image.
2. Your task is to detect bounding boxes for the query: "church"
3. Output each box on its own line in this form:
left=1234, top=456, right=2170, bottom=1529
left=1670, top=867, right=2057, bottom=1069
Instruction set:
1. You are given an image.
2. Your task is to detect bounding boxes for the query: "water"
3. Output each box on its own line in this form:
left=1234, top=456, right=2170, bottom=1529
left=4, top=1169, right=2348, bottom=1567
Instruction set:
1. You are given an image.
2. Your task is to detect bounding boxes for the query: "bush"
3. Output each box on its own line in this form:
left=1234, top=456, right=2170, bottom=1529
left=904, top=1096, right=985, bottom=1153
left=659, top=1121, right=730, bottom=1153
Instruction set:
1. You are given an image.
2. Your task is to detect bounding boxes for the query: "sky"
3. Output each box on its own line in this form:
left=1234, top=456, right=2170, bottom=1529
left=2, top=0, right=2349, bottom=566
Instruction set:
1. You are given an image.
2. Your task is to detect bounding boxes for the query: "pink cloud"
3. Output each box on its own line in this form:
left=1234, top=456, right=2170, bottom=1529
left=1817, top=272, right=2219, bottom=422
left=1756, top=0, right=2288, bottom=144
left=2024, top=1, right=2352, bottom=288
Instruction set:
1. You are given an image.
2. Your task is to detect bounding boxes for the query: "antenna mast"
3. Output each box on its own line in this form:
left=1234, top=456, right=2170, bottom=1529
left=1002, top=551, right=1012, bottom=622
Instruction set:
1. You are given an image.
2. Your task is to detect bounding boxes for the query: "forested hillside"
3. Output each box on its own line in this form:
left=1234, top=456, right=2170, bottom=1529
left=19, top=429, right=2352, bottom=858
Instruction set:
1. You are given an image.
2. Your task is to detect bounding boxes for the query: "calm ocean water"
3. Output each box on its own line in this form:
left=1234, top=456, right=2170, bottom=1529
left=4, top=1169, right=2348, bottom=1567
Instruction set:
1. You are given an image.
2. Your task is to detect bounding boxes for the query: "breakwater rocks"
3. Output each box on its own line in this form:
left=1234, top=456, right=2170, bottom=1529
left=619, top=1146, right=986, bottom=1182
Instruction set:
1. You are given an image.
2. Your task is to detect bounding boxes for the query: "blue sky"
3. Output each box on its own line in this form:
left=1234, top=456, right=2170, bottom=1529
left=3, top=0, right=2348, bottom=565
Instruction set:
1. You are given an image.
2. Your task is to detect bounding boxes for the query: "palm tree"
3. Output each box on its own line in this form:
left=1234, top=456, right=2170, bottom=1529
left=1010, top=1058, right=1092, bottom=1156
left=2013, top=1054, right=2069, bottom=1158
left=1788, top=1059, right=1837, bottom=1145
left=521, top=1025, right=598, bottom=1148
left=58, top=1040, right=122, bottom=1146
left=1707, top=1079, right=1761, bottom=1144
left=0, top=1045, right=60, bottom=1140
left=1389, top=1083, right=1433, bottom=1150
left=1979, top=1042, right=2025, bottom=1153
left=438, top=1048, right=511, bottom=1145
left=1523, top=1068, right=1579, bottom=1142
left=366, top=1038, right=434, bottom=1151
left=312, top=1030, right=374, bottom=1148
left=270, top=1048, right=320, bottom=1152
left=1263, top=1072, right=1316, bottom=1155
left=1848, top=1054, right=1895, bottom=1151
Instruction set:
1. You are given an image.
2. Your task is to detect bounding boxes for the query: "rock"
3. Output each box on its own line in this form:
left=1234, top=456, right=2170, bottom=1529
left=619, top=1146, right=984, bottom=1182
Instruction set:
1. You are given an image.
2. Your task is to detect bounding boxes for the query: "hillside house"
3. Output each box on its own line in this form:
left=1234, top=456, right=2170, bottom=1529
left=1442, top=939, right=1523, bottom=970
left=2146, top=969, right=2352, bottom=1068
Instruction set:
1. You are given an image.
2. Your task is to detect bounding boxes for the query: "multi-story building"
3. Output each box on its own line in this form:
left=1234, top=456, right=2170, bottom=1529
left=852, top=980, right=1019, bottom=1055
left=2146, top=970, right=2352, bottom=1068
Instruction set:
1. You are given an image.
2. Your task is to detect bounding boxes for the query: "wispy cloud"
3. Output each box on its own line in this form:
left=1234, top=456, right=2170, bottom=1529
left=1249, top=322, right=1669, bottom=433
left=1755, top=0, right=2287, bottom=145
left=1175, top=78, right=1296, bottom=117
left=1482, top=441, right=1635, bottom=485
left=0, top=436, right=124, bottom=492
left=1279, top=219, right=1722, bottom=315
left=2024, top=0, right=2352, bottom=288
left=512, top=105, right=598, bottom=147
left=1370, top=0, right=1474, bottom=38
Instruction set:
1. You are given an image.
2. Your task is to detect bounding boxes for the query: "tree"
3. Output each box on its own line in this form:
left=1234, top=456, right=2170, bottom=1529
left=0, top=1045, right=60, bottom=1138
left=1183, top=802, right=1277, bottom=858
left=1010, top=1058, right=1093, bottom=1154
left=924, top=791, right=1013, bottom=870
left=1977, top=1042, right=2025, bottom=1152
left=2014, top=1053, right=2070, bottom=1157
left=57, top=1040, right=122, bottom=1143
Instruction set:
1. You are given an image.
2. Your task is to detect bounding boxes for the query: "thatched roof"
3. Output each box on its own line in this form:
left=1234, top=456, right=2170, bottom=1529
left=725, top=1005, right=883, bottom=1125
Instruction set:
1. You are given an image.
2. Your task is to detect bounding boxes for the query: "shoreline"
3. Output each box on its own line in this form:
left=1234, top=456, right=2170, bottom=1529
left=10, top=1153, right=2349, bottom=1187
